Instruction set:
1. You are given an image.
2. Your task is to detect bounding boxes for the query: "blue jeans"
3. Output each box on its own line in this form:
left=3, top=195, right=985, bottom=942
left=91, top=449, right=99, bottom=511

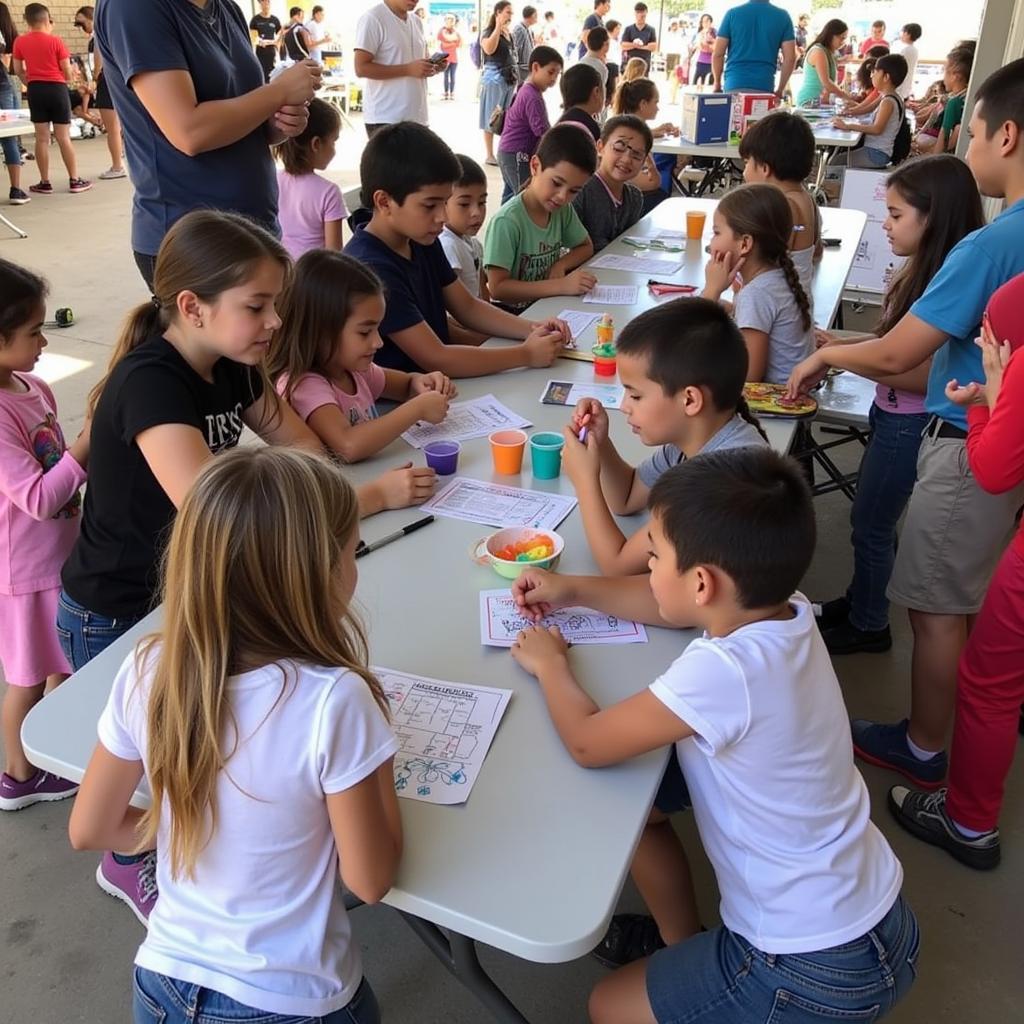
left=133, top=968, right=380, bottom=1024
left=56, top=590, right=143, bottom=673
left=443, top=61, right=456, bottom=93
left=497, top=147, right=531, bottom=204
left=0, top=74, right=23, bottom=168
left=646, top=896, right=919, bottom=1022
left=846, top=405, right=929, bottom=631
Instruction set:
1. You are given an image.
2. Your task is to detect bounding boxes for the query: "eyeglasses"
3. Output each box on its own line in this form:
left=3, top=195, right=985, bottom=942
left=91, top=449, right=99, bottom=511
left=609, top=138, right=647, bottom=162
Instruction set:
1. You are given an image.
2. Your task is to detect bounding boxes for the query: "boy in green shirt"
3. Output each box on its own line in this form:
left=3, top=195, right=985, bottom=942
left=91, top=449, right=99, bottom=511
left=484, top=123, right=598, bottom=306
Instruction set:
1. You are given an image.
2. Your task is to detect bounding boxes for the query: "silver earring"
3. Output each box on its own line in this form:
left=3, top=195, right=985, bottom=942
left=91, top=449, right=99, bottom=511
left=194, top=319, right=203, bottom=328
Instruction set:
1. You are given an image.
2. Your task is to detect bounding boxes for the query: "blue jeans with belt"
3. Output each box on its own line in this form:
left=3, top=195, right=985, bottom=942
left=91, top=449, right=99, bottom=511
left=0, top=73, right=23, bottom=168
left=56, top=590, right=144, bottom=673
left=846, top=404, right=929, bottom=631
left=133, top=968, right=381, bottom=1024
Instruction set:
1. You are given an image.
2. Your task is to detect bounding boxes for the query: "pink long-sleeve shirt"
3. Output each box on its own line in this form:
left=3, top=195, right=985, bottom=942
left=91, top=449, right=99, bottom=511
left=0, top=374, right=86, bottom=595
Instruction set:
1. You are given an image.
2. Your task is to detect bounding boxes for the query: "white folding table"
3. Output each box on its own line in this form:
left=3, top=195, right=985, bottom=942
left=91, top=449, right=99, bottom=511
left=0, top=119, right=35, bottom=238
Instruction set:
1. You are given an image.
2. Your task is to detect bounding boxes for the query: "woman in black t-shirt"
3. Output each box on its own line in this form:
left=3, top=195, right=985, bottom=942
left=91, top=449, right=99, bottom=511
left=478, top=1, right=515, bottom=165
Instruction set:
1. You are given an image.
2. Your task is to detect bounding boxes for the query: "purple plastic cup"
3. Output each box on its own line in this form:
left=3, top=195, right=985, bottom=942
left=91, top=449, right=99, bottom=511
left=424, top=440, right=460, bottom=475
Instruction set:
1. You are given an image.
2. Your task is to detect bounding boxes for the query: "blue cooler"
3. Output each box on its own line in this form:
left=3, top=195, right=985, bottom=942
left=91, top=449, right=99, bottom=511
left=680, top=93, right=732, bottom=144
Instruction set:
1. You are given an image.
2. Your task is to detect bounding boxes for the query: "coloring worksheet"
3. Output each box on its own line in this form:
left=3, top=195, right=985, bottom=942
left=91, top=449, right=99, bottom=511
left=421, top=477, right=577, bottom=530
left=588, top=253, right=684, bottom=275
left=582, top=284, right=640, bottom=305
left=377, top=667, right=512, bottom=805
left=479, top=591, right=648, bottom=647
left=402, top=394, right=531, bottom=448
left=554, top=308, right=602, bottom=341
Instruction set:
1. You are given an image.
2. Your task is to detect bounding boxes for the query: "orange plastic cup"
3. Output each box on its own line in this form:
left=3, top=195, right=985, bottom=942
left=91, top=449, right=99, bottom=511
left=490, top=429, right=528, bottom=474
left=686, top=210, right=706, bottom=240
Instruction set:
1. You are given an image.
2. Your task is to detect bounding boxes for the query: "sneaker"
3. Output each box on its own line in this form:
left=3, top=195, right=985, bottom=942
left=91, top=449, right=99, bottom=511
left=69, top=177, right=93, bottom=193
left=823, top=620, right=892, bottom=656
left=813, top=596, right=850, bottom=630
left=484, top=156, right=498, bottom=166
left=98, top=167, right=127, bottom=180
left=96, top=850, right=159, bottom=926
left=0, top=769, right=79, bottom=811
left=851, top=718, right=948, bottom=790
left=28, top=180, right=53, bottom=195
left=592, top=913, right=665, bottom=968
left=888, top=787, right=1001, bottom=871
left=8, top=187, right=30, bottom=205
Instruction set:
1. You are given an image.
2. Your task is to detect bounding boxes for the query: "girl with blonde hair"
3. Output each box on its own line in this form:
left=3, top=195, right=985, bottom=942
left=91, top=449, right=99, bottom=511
left=71, top=447, right=400, bottom=1024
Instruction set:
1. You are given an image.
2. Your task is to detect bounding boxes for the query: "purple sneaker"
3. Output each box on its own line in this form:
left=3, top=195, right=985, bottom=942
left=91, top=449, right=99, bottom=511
left=0, top=769, right=79, bottom=811
left=96, top=850, right=159, bottom=926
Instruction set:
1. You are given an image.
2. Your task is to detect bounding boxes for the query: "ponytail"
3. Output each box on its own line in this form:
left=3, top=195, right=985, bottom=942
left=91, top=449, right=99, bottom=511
left=88, top=211, right=290, bottom=415
left=778, top=250, right=812, bottom=332
left=612, top=75, right=656, bottom=116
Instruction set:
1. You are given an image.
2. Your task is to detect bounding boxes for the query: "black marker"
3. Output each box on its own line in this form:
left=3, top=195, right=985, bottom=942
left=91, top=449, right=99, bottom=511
left=355, top=515, right=435, bottom=558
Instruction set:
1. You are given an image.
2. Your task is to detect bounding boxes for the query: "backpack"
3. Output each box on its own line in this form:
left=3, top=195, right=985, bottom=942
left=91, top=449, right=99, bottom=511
left=890, top=94, right=911, bottom=165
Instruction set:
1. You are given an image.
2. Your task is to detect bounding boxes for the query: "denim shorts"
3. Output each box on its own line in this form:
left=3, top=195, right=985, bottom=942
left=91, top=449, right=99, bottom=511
left=646, top=895, right=919, bottom=1023
left=55, top=590, right=143, bottom=673
left=133, top=968, right=381, bottom=1024
left=654, top=749, right=691, bottom=815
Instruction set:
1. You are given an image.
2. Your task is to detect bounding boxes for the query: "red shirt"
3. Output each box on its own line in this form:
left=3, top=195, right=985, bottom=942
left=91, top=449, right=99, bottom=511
left=11, top=30, right=69, bottom=84
left=859, top=37, right=889, bottom=57
left=966, top=272, right=1024, bottom=552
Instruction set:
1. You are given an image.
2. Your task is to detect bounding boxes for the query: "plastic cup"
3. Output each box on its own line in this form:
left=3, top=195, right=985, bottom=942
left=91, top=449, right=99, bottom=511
left=686, top=210, right=706, bottom=240
left=423, top=440, right=460, bottom=475
left=530, top=432, right=565, bottom=480
left=490, top=429, right=527, bottom=474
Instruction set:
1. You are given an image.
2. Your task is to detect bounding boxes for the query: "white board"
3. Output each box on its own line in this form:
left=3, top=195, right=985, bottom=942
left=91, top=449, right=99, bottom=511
left=839, top=169, right=906, bottom=296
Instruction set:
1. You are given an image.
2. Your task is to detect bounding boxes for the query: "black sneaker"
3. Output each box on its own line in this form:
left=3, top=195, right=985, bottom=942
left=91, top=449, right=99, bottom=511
left=888, top=786, right=1001, bottom=871
left=8, top=187, right=29, bottom=205
left=823, top=620, right=892, bottom=656
left=592, top=913, right=665, bottom=968
left=28, top=180, right=53, bottom=195
left=813, top=596, right=850, bottom=630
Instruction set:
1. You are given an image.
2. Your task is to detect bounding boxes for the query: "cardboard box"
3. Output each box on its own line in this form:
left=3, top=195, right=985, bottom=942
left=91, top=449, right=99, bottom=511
left=729, top=92, right=779, bottom=141
left=680, top=93, right=732, bottom=145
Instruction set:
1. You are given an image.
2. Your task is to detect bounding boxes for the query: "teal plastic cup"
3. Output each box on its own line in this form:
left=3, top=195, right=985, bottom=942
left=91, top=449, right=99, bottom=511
left=530, top=431, right=565, bottom=480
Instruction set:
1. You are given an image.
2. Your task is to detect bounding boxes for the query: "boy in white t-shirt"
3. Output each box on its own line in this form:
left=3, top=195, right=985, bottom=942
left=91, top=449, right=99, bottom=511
left=440, top=154, right=488, bottom=301
left=511, top=448, right=918, bottom=1024
left=897, top=23, right=921, bottom=99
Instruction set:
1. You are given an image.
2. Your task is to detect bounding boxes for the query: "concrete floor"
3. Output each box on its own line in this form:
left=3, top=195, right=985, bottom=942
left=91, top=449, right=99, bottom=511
left=1, top=100, right=1023, bottom=1024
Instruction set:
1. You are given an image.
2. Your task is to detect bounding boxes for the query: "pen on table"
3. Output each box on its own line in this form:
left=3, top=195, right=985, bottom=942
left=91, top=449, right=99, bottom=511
left=647, top=280, right=696, bottom=294
left=355, top=515, right=435, bottom=558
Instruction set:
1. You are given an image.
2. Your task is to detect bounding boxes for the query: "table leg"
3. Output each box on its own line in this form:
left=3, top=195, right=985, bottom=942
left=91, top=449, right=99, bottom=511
left=398, top=911, right=532, bottom=1024
left=0, top=210, right=27, bottom=239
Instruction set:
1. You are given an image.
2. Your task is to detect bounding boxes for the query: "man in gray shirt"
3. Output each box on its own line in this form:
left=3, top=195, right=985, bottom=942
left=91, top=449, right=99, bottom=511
left=512, top=5, right=539, bottom=83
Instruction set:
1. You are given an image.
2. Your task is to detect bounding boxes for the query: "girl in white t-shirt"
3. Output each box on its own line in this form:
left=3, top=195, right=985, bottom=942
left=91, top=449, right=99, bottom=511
left=510, top=447, right=918, bottom=1024
left=703, top=183, right=815, bottom=384
left=269, top=250, right=456, bottom=468
left=70, top=447, right=400, bottom=1024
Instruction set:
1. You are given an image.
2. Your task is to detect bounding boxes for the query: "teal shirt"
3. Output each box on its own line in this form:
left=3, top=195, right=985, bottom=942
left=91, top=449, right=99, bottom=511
left=797, top=44, right=836, bottom=106
left=718, top=0, right=795, bottom=93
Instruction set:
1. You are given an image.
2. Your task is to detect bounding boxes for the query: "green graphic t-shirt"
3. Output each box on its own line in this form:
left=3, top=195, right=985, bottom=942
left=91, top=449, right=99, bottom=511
left=483, top=194, right=590, bottom=282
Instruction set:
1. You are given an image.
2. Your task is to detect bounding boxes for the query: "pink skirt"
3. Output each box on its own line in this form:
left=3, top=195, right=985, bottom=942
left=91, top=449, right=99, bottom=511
left=0, top=588, right=70, bottom=686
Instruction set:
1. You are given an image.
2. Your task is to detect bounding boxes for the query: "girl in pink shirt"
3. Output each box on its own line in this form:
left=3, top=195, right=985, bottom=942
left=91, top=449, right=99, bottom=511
left=269, top=250, right=457, bottom=469
left=0, top=260, right=88, bottom=811
left=274, top=98, right=347, bottom=260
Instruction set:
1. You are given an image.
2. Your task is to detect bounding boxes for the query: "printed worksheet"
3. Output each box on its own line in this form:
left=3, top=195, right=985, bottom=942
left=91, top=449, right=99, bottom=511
left=421, top=477, right=577, bottom=530
left=377, top=666, right=512, bottom=805
left=402, top=394, right=531, bottom=448
left=479, top=591, right=648, bottom=647
left=589, top=253, right=684, bottom=275
left=540, top=380, right=625, bottom=410
left=554, top=308, right=602, bottom=341
left=582, top=284, right=640, bottom=305
left=623, top=231, right=686, bottom=250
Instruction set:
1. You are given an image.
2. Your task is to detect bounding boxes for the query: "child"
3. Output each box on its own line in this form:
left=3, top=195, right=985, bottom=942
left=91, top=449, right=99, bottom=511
left=843, top=56, right=880, bottom=114
left=343, top=121, right=570, bottom=378
left=556, top=62, right=603, bottom=141
left=918, top=46, right=972, bottom=155
left=497, top=44, right=563, bottom=205
left=510, top=448, right=917, bottom=1023
left=10, top=2, right=91, bottom=193
left=815, top=156, right=984, bottom=657
left=70, top=446, right=400, bottom=1022
left=833, top=53, right=908, bottom=168
left=620, top=55, right=647, bottom=84
left=270, top=250, right=457, bottom=464
left=578, top=24, right=609, bottom=98
left=738, top=110, right=820, bottom=295
left=890, top=272, right=1024, bottom=871
left=897, top=23, right=921, bottom=100
left=275, top=97, right=347, bottom=260
left=561, top=297, right=768, bottom=578
left=440, top=154, right=489, bottom=301
left=0, top=259, right=87, bottom=811
left=484, top=123, right=597, bottom=307
left=611, top=78, right=677, bottom=206
left=787, top=59, right=1024, bottom=792
left=571, top=114, right=649, bottom=253
left=703, top=184, right=814, bottom=384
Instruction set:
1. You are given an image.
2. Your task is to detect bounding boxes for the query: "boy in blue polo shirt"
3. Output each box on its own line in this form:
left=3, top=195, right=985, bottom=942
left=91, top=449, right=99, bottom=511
left=787, top=59, right=1024, bottom=793
left=714, top=0, right=796, bottom=94
left=344, top=122, right=570, bottom=377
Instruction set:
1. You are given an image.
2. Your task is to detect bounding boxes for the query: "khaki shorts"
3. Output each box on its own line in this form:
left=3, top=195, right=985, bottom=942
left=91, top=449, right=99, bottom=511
left=887, top=427, right=1024, bottom=614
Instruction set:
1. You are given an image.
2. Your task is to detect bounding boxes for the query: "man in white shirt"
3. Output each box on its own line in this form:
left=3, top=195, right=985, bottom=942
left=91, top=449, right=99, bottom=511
left=354, top=0, right=439, bottom=134
left=897, top=22, right=921, bottom=99
left=306, top=5, right=332, bottom=64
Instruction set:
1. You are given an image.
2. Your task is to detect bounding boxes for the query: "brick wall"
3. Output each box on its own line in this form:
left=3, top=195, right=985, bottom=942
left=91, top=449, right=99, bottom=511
left=43, top=3, right=88, bottom=56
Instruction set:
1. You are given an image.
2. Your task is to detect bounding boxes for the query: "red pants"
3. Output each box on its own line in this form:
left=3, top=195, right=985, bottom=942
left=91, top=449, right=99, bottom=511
left=946, top=543, right=1024, bottom=831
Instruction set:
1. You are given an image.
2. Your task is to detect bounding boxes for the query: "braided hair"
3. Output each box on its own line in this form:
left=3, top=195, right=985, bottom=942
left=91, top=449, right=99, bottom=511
left=717, top=184, right=812, bottom=332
